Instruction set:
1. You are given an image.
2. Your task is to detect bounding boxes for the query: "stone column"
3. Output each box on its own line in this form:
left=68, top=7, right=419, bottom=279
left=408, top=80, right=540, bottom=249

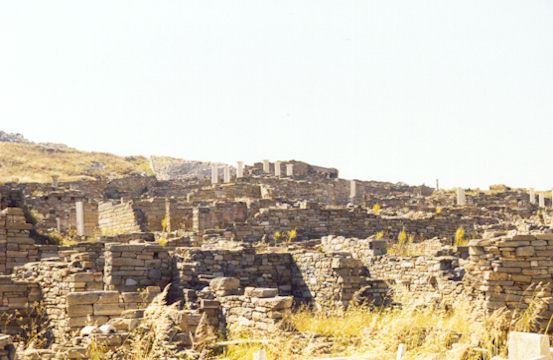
left=75, top=201, right=85, bottom=236
left=51, top=175, right=59, bottom=188
left=286, top=164, right=294, bottom=177
left=435, top=179, right=439, bottom=191
left=456, top=188, right=466, bottom=206
left=263, top=160, right=270, bottom=173
left=236, top=161, right=244, bottom=178
left=274, top=161, right=282, bottom=177
left=539, top=193, right=545, bottom=208
left=530, top=188, right=536, bottom=205
left=350, top=180, right=357, bottom=202
left=211, top=164, right=218, bottom=185
left=223, top=166, right=231, bottom=183
left=56, top=217, right=61, bottom=232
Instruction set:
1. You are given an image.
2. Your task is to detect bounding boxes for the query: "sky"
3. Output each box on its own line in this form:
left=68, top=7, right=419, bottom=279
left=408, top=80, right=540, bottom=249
left=0, top=1, right=552, bottom=189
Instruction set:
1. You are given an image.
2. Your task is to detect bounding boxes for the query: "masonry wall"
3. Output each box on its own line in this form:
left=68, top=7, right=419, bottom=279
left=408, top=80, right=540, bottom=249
left=193, top=202, right=248, bottom=231
left=12, top=260, right=103, bottom=342
left=234, top=206, right=491, bottom=242
left=464, top=233, right=553, bottom=321
left=0, top=208, right=38, bottom=274
left=25, top=191, right=98, bottom=236
left=187, top=183, right=262, bottom=202
left=0, top=275, right=41, bottom=337
left=291, top=251, right=370, bottom=309
left=173, top=247, right=293, bottom=294
left=104, top=243, right=171, bottom=292
left=98, top=201, right=142, bottom=235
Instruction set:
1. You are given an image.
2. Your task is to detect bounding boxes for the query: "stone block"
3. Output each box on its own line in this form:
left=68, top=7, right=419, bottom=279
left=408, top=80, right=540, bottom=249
left=508, top=332, right=552, bottom=360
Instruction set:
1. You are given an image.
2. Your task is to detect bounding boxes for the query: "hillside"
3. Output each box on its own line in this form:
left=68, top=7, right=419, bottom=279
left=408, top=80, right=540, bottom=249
left=151, top=155, right=231, bottom=180
left=0, top=142, right=153, bottom=183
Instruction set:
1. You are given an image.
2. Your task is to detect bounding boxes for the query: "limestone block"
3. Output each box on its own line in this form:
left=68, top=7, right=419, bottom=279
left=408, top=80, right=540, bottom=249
left=508, top=332, right=552, bottom=360
left=245, top=287, right=278, bottom=298
left=210, top=277, right=240, bottom=291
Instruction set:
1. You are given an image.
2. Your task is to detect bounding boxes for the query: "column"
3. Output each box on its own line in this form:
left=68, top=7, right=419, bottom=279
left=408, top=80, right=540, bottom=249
left=51, top=175, right=59, bottom=188
left=286, top=164, right=294, bottom=177
left=263, top=160, right=270, bottom=173
left=456, top=188, right=466, bottom=206
left=539, top=193, right=545, bottom=208
left=350, top=180, right=357, bottom=201
left=530, top=188, right=536, bottom=205
left=75, top=201, right=85, bottom=236
left=435, top=179, right=439, bottom=191
left=274, top=161, right=282, bottom=177
left=211, top=164, right=218, bottom=185
left=236, top=161, right=244, bottom=178
left=223, top=166, right=231, bottom=183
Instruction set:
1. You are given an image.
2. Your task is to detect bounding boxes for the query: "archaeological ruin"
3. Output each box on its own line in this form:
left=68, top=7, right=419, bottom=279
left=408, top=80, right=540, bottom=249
left=0, top=158, right=553, bottom=359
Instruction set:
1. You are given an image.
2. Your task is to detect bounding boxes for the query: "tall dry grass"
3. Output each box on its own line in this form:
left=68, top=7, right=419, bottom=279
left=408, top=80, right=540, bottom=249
left=222, top=283, right=551, bottom=360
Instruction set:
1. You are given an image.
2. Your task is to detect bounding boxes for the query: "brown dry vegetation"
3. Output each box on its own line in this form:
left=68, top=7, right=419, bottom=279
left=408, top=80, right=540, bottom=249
left=0, top=142, right=152, bottom=183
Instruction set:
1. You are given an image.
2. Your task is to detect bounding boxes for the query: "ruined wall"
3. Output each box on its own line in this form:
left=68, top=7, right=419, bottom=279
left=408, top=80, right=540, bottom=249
left=219, top=287, right=293, bottom=332
left=464, top=233, right=553, bottom=319
left=66, top=287, right=160, bottom=333
left=368, top=255, right=464, bottom=305
left=193, top=202, right=248, bottom=231
left=173, top=247, right=292, bottom=293
left=234, top=207, right=490, bottom=242
left=104, top=243, right=171, bottom=292
left=25, top=191, right=98, bottom=236
left=321, top=236, right=387, bottom=257
left=187, top=183, right=262, bottom=202
left=291, top=251, right=370, bottom=309
left=0, top=208, right=38, bottom=274
left=0, top=275, right=41, bottom=337
left=12, top=260, right=103, bottom=342
left=98, top=201, right=142, bottom=235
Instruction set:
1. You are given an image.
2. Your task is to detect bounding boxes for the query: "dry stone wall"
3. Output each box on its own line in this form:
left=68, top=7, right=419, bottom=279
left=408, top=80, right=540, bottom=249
left=173, top=247, right=292, bottom=293
left=98, top=201, right=142, bottom=235
left=0, top=275, right=41, bottom=337
left=464, top=233, right=553, bottom=319
left=235, top=207, right=490, bottom=242
left=291, top=251, right=370, bottom=309
left=218, top=287, right=293, bottom=332
left=104, top=243, right=171, bottom=292
left=0, top=208, right=38, bottom=274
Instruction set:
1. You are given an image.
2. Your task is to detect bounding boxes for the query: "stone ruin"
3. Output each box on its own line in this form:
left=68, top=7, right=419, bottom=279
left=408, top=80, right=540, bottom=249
left=0, top=159, right=552, bottom=358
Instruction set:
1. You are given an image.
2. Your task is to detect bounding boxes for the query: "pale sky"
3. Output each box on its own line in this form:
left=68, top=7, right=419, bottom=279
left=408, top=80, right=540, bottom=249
left=1, top=1, right=552, bottom=189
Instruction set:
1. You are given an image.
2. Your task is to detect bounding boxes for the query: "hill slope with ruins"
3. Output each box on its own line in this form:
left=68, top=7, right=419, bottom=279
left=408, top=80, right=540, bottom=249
left=1, top=136, right=553, bottom=359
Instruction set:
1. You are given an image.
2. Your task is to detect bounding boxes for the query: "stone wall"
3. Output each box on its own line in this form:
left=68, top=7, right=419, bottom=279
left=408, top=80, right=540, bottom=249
left=367, top=255, right=465, bottom=305
left=187, top=183, right=262, bottom=202
left=0, top=208, right=38, bottom=274
left=218, top=287, right=293, bottom=332
left=0, top=275, right=41, bottom=337
left=66, top=287, right=160, bottom=332
left=464, top=233, right=553, bottom=319
left=234, top=206, right=490, bottom=242
left=291, top=251, right=370, bottom=309
left=104, top=243, right=171, bottom=292
left=98, top=201, right=142, bottom=235
left=193, top=202, right=248, bottom=231
left=321, top=235, right=387, bottom=257
left=25, top=191, right=98, bottom=236
left=173, top=246, right=292, bottom=294
left=12, top=260, right=102, bottom=342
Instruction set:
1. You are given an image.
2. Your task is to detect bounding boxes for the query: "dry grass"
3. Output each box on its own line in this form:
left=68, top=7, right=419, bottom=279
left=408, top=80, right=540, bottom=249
left=221, top=284, right=551, bottom=360
left=0, top=142, right=152, bottom=183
